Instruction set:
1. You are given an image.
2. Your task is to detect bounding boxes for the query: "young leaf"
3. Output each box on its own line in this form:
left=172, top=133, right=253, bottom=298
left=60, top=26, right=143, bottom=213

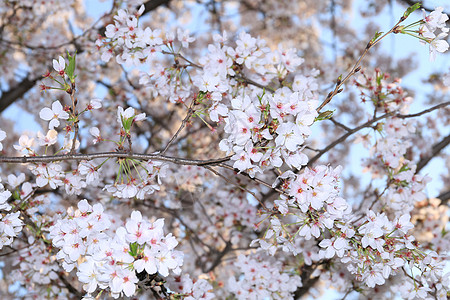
left=315, top=110, right=334, bottom=121
left=370, top=31, right=383, bottom=44
left=128, top=242, right=138, bottom=257
left=403, top=3, right=421, bottom=19
left=65, top=51, right=77, bottom=83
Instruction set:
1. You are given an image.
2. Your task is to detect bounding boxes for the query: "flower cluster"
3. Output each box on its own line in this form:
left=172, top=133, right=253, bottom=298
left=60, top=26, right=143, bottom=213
left=96, top=8, right=319, bottom=175
left=341, top=210, right=449, bottom=299
left=355, top=70, right=430, bottom=215
left=169, top=274, right=216, bottom=300
left=354, top=68, right=413, bottom=114
left=358, top=117, right=431, bottom=215
left=252, top=158, right=448, bottom=298
left=419, top=7, right=449, bottom=61
left=194, top=31, right=318, bottom=175
left=227, top=253, right=302, bottom=300
left=220, top=87, right=317, bottom=175
left=0, top=177, right=23, bottom=249
left=10, top=240, right=61, bottom=297
left=254, top=165, right=350, bottom=255
left=49, top=200, right=183, bottom=298
left=98, top=6, right=164, bottom=65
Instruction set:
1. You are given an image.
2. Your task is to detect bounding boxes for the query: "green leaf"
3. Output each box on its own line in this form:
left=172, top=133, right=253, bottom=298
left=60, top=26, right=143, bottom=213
left=128, top=242, right=138, bottom=257
left=399, top=164, right=410, bottom=173
left=122, top=116, right=134, bottom=132
left=315, top=110, right=334, bottom=121
left=403, top=3, right=421, bottom=19
left=370, top=31, right=384, bottom=44
left=65, top=51, right=77, bottom=83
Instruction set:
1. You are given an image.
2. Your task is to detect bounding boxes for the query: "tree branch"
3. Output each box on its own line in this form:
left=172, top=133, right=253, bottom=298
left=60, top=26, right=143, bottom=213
left=397, top=101, right=450, bottom=119
left=308, top=101, right=450, bottom=167
left=328, top=117, right=352, bottom=132
left=161, top=98, right=196, bottom=154
left=294, top=264, right=320, bottom=299
left=0, top=152, right=231, bottom=166
left=416, top=133, right=450, bottom=173
left=142, top=0, right=171, bottom=15
left=57, top=272, right=83, bottom=299
left=437, top=190, right=450, bottom=205
left=0, top=77, right=39, bottom=113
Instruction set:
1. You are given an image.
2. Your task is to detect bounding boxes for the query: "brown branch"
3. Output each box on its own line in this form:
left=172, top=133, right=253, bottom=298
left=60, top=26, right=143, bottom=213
left=57, top=272, right=83, bottom=299
left=308, top=113, right=391, bottom=166
left=234, top=74, right=276, bottom=93
left=416, top=133, right=450, bottom=173
left=294, top=264, right=321, bottom=299
left=162, top=98, right=196, bottom=154
left=328, top=117, right=351, bottom=132
left=316, top=16, right=409, bottom=112
left=216, top=162, right=291, bottom=198
left=397, top=101, right=450, bottom=119
left=142, top=0, right=171, bottom=15
left=204, top=241, right=232, bottom=273
left=204, top=165, right=267, bottom=209
left=0, top=152, right=231, bottom=166
left=437, top=190, right=450, bottom=205
left=0, top=77, right=39, bottom=113
left=308, top=102, right=450, bottom=167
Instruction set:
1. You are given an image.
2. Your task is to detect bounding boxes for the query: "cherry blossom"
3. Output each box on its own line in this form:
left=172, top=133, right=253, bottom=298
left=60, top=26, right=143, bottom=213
left=39, top=100, right=70, bottom=130
left=52, top=56, right=66, bottom=76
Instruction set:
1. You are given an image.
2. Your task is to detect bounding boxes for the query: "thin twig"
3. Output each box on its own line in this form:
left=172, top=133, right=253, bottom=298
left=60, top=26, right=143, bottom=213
left=416, top=133, right=450, bottom=174
left=161, top=50, right=274, bottom=92
left=140, top=200, right=213, bottom=251
left=162, top=98, right=196, bottom=154
left=234, top=74, right=276, bottom=93
left=203, top=165, right=267, bottom=209
left=217, top=163, right=291, bottom=198
left=328, top=117, right=352, bottom=132
left=397, top=101, right=450, bottom=118
left=316, top=17, right=408, bottom=112
left=308, top=102, right=450, bottom=166
left=69, top=87, right=79, bottom=154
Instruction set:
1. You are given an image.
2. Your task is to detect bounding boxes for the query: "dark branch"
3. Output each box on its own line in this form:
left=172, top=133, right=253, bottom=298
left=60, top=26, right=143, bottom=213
left=0, top=152, right=231, bottom=166
left=0, top=77, right=39, bottom=114
left=328, top=117, right=352, bottom=132
left=58, top=272, right=83, bottom=299
left=416, top=133, right=450, bottom=173
left=142, top=0, right=171, bottom=14
left=309, top=101, right=450, bottom=167
left=294, top=264, right=320, bottom=299
left=438, top=190, right=450, bottom=205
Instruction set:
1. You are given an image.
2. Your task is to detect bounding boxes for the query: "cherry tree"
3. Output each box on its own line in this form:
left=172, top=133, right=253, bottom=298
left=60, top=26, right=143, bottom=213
left=0, top=0, right=449, bottom=299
